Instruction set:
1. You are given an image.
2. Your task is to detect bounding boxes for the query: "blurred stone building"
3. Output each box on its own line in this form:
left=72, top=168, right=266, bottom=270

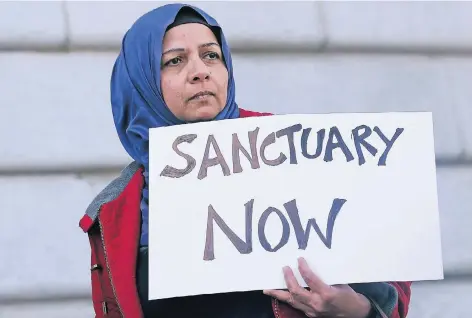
left=0, top=1, right=471, bottom=317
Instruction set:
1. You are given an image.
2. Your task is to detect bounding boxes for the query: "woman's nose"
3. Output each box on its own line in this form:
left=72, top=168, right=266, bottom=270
left=188, top=60, right=210, bottom=83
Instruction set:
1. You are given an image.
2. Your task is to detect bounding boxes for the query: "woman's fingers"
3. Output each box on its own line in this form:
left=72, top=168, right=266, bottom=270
left=298, top=257, right=333, bottom=300
left=263, top=289, right=290, bottom=302
left=283, top=266, right=313, bottom=304
left=263, top=265, right=313, bottom=313
left=263, top=289, right=313, bottom=314
left=266, top=258, right=364, bottom=318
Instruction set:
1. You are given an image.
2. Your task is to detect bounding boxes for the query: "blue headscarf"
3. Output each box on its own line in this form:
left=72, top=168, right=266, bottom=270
left=110, top=3, right=240, bottom=245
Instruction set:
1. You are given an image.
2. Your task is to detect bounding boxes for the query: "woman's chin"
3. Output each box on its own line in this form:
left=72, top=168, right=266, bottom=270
left=188, top=105, right=222, bottom=122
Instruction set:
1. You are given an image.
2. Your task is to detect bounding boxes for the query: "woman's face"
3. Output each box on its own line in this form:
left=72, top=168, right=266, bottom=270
left=160, top=23, right=228, bottom=122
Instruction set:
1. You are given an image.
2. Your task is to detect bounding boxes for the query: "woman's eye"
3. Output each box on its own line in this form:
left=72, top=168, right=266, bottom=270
left=205, top=52, right=220, bottom=60
left=165, top=57, right=182, bottom=66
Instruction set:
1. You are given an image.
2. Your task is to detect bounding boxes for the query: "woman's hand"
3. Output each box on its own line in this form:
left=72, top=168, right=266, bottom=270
left=263, top=257, right=372, bottom=318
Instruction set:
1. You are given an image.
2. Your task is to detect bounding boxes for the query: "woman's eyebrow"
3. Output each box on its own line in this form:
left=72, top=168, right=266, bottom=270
left=162, top=42, right=220, bottom=56
left=162, top=47, right=185, bottom=56
left=199, top=42, right=219, bottom=49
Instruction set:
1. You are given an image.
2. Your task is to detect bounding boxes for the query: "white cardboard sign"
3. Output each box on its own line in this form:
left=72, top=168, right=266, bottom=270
left=148, top=112, right=443, bottom=300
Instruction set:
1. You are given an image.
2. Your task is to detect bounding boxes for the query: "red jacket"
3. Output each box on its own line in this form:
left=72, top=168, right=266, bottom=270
left=79, top=108, right=412, bottom=318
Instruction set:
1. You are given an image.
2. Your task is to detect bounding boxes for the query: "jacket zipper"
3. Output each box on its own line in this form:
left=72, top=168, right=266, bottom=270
left=91, top=236, right=108, bottom=316
left=99, top=219, right=124, bottom=317
left=273, top=298, right=281, bottom=318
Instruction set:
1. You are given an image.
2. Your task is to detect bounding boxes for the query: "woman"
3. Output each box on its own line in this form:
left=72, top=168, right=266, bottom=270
left=79, top=3, right=412, bottom=318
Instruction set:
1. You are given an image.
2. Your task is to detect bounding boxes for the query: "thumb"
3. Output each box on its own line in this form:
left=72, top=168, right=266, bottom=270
left=332, top=284, right=354, bottom=291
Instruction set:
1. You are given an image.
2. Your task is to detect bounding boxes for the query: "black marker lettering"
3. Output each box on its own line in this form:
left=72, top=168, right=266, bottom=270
left=276, top=124, right=302, bottom=164
left=203, top=199, right=254, bottom=261
left=284, top=198, right=346, bottom=249
left=232, top=127, right=261, bottom=174
left=301, top=128, right=325, bottom=159
left=160, top=134, right=197, bottom=178
left=374, top=127, right=404, bottom=166
left=324, top=126, right=355, bottom=163
left=198, top=134, right=231, bottom=180
left=260, top=132, right=287, bottom=166
left=258, top=207, right=290, bottom=252
left=351, top=125, right=378, bottom=166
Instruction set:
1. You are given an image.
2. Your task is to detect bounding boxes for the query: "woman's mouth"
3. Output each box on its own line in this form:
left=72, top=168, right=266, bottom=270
left=188, top=91, right=215, bottom=101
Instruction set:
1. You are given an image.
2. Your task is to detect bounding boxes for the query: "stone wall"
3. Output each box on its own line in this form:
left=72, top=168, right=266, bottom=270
left=1, top=2, right=471, bottom=317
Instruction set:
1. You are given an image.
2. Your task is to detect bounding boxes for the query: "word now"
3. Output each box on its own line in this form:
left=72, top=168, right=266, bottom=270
left=160, top=124, right=404, bottom=180
left=203, top=198, right=346, bottom=261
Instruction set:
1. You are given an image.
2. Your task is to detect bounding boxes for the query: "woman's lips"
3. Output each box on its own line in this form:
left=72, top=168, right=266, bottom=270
left=188, top=91, right=215, bottom=101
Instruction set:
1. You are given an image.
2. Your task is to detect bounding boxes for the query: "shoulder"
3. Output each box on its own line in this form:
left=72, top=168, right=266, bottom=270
left=80, top=161, right=143, bottom=232
left=87, top=161, right=142, bottom=214
left=239, top=108, right=273, bottom=118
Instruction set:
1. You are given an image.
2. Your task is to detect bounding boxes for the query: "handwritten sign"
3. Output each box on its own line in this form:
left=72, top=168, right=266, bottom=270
left=148, top=112, right=443, bottom=300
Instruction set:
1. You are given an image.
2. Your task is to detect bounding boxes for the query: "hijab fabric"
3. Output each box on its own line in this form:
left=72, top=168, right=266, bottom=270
left=110, top=3, right=240, bottom=245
